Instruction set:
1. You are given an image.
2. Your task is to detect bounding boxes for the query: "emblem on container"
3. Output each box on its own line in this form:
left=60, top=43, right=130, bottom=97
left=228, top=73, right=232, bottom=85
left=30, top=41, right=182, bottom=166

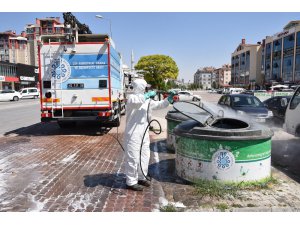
left=212, top=148, right=235, bottom=171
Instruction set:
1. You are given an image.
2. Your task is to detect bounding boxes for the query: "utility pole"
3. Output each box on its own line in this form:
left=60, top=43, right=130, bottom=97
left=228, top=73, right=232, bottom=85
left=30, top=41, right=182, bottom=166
left=131, top=50, right=134, bottom=73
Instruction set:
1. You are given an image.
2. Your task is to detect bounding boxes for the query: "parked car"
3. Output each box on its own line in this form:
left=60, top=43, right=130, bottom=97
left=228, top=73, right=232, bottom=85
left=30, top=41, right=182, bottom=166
left=241, top=90, right=254, bottom=95
left=217, top=94, right=273, bottom=123
left=19, top=87, right=40, bottom=99
left=208, top=89, right=218, bottom=93
left=176, top=91, right=201, bottom=102
left=0, top=89, right=21, bottom=101
left=263, top=96, right=292, bottom=123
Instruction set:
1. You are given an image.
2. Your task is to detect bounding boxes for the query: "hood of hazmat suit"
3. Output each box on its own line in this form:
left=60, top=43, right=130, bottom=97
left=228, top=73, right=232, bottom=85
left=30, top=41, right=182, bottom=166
left=124, top=79, right=170, bottom=186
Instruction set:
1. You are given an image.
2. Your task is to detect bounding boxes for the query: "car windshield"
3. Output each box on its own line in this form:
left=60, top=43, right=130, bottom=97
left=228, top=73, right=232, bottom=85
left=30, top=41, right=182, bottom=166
left=232, top=95, right=264, bottom=107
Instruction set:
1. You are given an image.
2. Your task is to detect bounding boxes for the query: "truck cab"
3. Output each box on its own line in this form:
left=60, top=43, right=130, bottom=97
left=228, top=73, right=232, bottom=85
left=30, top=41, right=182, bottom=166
left=283, top=86, right=300, bottom=136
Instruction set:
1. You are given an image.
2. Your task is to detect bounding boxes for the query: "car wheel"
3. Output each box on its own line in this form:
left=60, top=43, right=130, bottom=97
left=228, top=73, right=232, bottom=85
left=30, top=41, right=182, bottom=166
left=13, top=96, right=19, bottom=101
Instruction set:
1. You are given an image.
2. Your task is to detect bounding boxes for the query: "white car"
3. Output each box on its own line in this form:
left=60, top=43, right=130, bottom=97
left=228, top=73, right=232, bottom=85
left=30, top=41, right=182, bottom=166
left=19, top=87, right=40, bottom=99
left=0, top=89, right=22, bottom=101
left=176, top=91, right=201, bottom=101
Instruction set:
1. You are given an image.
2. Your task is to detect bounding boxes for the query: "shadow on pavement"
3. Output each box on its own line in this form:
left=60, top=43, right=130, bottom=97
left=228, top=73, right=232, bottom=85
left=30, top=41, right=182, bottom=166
left=4, top=121, right=116, bottom=137
left=271, top=138, right=300, bottom=183
left=84, top=173, right=127, bottom=189
left=148, top=158, right=191, bottom=185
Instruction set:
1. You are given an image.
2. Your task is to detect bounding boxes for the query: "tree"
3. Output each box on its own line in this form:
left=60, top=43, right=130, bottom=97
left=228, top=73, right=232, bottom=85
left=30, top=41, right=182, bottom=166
left=134, top=55, right=179, bottom=90
left=212, top=81, right=217, bottom=89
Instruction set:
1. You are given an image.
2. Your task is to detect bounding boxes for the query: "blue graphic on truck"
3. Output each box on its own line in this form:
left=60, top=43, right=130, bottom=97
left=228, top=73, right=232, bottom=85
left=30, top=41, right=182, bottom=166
left=50, top=54, right=109, bottom=83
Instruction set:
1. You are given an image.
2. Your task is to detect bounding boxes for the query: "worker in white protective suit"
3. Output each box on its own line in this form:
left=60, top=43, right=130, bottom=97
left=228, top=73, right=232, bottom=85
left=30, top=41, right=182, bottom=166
left=124, top=79, right=176, bottom=191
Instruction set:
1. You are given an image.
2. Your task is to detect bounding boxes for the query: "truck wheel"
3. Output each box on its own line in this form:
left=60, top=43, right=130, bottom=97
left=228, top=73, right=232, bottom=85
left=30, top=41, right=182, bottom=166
left=13, top=96, right=19, bottom=101
left=192, top=97, right=199, bottom=101
left=58, top=121, right=76, bottom=128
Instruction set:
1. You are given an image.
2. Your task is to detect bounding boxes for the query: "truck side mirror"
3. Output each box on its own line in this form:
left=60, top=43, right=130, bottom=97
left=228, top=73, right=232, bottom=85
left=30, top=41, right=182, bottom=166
left=281, top=98, right=288, bottom=107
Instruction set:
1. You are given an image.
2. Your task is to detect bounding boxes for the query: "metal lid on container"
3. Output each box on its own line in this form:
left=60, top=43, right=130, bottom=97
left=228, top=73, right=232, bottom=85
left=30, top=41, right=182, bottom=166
left=165, top=108, right=206, bottom=122
left=172, top=101, right=216, bottom=127
left=174, top=119, right=274, bottom=141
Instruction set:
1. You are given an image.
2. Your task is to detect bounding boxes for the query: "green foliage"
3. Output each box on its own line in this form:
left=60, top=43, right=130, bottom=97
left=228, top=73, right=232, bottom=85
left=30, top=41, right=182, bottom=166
left=216, top=203, right=229, bottom=212
left=193, top=176, right=278, bottom=199
left=188, top=83, right=202, bottom=90
left=160, top=204, right=177, bottom=212
left=212, top=81, right=217, bottom=89
left=134, top=54, right=179, bottom=90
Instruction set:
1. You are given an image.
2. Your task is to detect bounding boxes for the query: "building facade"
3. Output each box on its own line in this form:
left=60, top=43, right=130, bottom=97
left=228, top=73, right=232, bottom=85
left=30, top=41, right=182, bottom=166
left=0, top=61, right=18, bottom=90
left=263, top=21, right=300, bottom=86
left=0, top=31, right=28, bottom=64
left=215, top=64, right=231, bottom=88
left=231, top=39, right=262, bottom=89
left=194, top=67, right=216, bottom=89
left=25, top=17, right=65, bottom=66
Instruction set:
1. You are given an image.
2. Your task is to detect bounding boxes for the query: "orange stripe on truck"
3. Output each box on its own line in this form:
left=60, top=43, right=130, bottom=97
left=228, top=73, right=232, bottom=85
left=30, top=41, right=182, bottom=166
left=42, top=98, right=60, bottom=103
left=92, top=97, right=110, bottom=102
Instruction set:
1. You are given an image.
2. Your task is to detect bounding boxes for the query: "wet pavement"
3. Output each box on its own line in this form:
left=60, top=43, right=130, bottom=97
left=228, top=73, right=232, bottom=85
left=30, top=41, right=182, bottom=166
left=0, top=121, right=163, bottom=212
left=1, top=92, right=300, bottom=212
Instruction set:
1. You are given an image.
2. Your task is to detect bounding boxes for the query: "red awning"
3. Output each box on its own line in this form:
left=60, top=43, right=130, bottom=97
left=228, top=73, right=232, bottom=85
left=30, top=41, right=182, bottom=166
left=5, top=76, right=19, bottom=82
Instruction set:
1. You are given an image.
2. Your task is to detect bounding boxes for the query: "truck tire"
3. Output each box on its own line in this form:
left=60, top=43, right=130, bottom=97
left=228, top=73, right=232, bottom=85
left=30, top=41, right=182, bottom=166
left=13, top=96, right=19, bottom=101
left=58, top=121, right=76, bottom=128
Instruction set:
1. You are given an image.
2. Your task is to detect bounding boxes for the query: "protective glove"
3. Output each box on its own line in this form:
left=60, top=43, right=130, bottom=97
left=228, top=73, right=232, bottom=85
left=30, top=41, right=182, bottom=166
left=167, top=90, right=176, bottom=103
left=144, top=91, right=157, bottom=100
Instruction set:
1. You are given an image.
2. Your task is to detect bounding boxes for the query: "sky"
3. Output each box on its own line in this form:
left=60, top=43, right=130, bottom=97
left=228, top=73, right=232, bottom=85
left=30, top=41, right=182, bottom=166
left=1, top=12, right=300, bottom=83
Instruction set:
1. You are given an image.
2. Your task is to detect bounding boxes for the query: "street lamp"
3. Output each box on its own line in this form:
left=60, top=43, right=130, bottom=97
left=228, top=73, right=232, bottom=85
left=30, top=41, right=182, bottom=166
left=95, top=15, right=113, bottom=39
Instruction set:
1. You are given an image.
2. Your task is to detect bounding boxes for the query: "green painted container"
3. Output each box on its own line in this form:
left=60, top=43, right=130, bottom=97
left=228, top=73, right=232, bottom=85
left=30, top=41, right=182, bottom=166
left=174, top=119, right=274, bottom=183
left=165, top=110, right=190, bottom=152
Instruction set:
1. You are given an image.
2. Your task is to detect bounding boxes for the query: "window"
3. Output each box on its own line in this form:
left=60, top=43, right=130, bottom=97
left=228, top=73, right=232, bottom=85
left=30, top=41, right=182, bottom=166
left=297, top=32, right=300, bottom=47
left=29, top=89, right=37, bottom=93
left=273, top=39, right=282, bottom=52
left=224, top=96, right=231, bottom=106
left=284, top=34, right=295, bottom=50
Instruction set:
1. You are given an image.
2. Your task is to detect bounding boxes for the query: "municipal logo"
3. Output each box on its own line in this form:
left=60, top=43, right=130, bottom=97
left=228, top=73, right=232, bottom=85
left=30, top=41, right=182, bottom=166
left=49, top=57, right=71, bottom=83
left=212, top=149, right=235, bottom=171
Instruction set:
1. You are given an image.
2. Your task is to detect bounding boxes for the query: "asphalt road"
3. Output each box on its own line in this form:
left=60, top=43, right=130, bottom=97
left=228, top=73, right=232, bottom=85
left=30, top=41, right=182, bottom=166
left=0, top=99, right=40, bottom=136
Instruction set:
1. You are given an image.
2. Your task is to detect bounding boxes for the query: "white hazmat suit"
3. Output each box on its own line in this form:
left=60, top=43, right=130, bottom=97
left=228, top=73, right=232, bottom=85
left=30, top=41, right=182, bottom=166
left=124, top=79, right=170, bottom=187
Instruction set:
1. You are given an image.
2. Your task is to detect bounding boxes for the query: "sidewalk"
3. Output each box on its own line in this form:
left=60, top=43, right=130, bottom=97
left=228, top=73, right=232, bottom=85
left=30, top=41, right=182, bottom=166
left=150, top=115, right=300, bottom=212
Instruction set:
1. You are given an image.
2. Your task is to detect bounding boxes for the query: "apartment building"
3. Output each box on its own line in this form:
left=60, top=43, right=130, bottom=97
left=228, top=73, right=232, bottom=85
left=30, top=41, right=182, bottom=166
left=194, top=67, right=216, bottom=89
left=0, top=30, right=28, bottom=64
left=25, top=17, right=65, bottom=66
left=215, top=64, right=231, bottom=88
left=231, top=39, right=262, bottom=89
left=262, top=20, right=300, bottom=86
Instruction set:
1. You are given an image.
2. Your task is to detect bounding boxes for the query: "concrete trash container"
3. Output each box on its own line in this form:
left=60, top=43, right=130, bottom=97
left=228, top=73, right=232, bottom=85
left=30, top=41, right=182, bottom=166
left=173, top=117, right=274, bottom=183
left=165, top=110, right=190, bottom=152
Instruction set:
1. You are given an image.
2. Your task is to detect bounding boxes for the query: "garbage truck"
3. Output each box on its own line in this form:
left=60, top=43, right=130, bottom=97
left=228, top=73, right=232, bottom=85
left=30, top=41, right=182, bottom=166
left=38, top=31, right=125, bottom=128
